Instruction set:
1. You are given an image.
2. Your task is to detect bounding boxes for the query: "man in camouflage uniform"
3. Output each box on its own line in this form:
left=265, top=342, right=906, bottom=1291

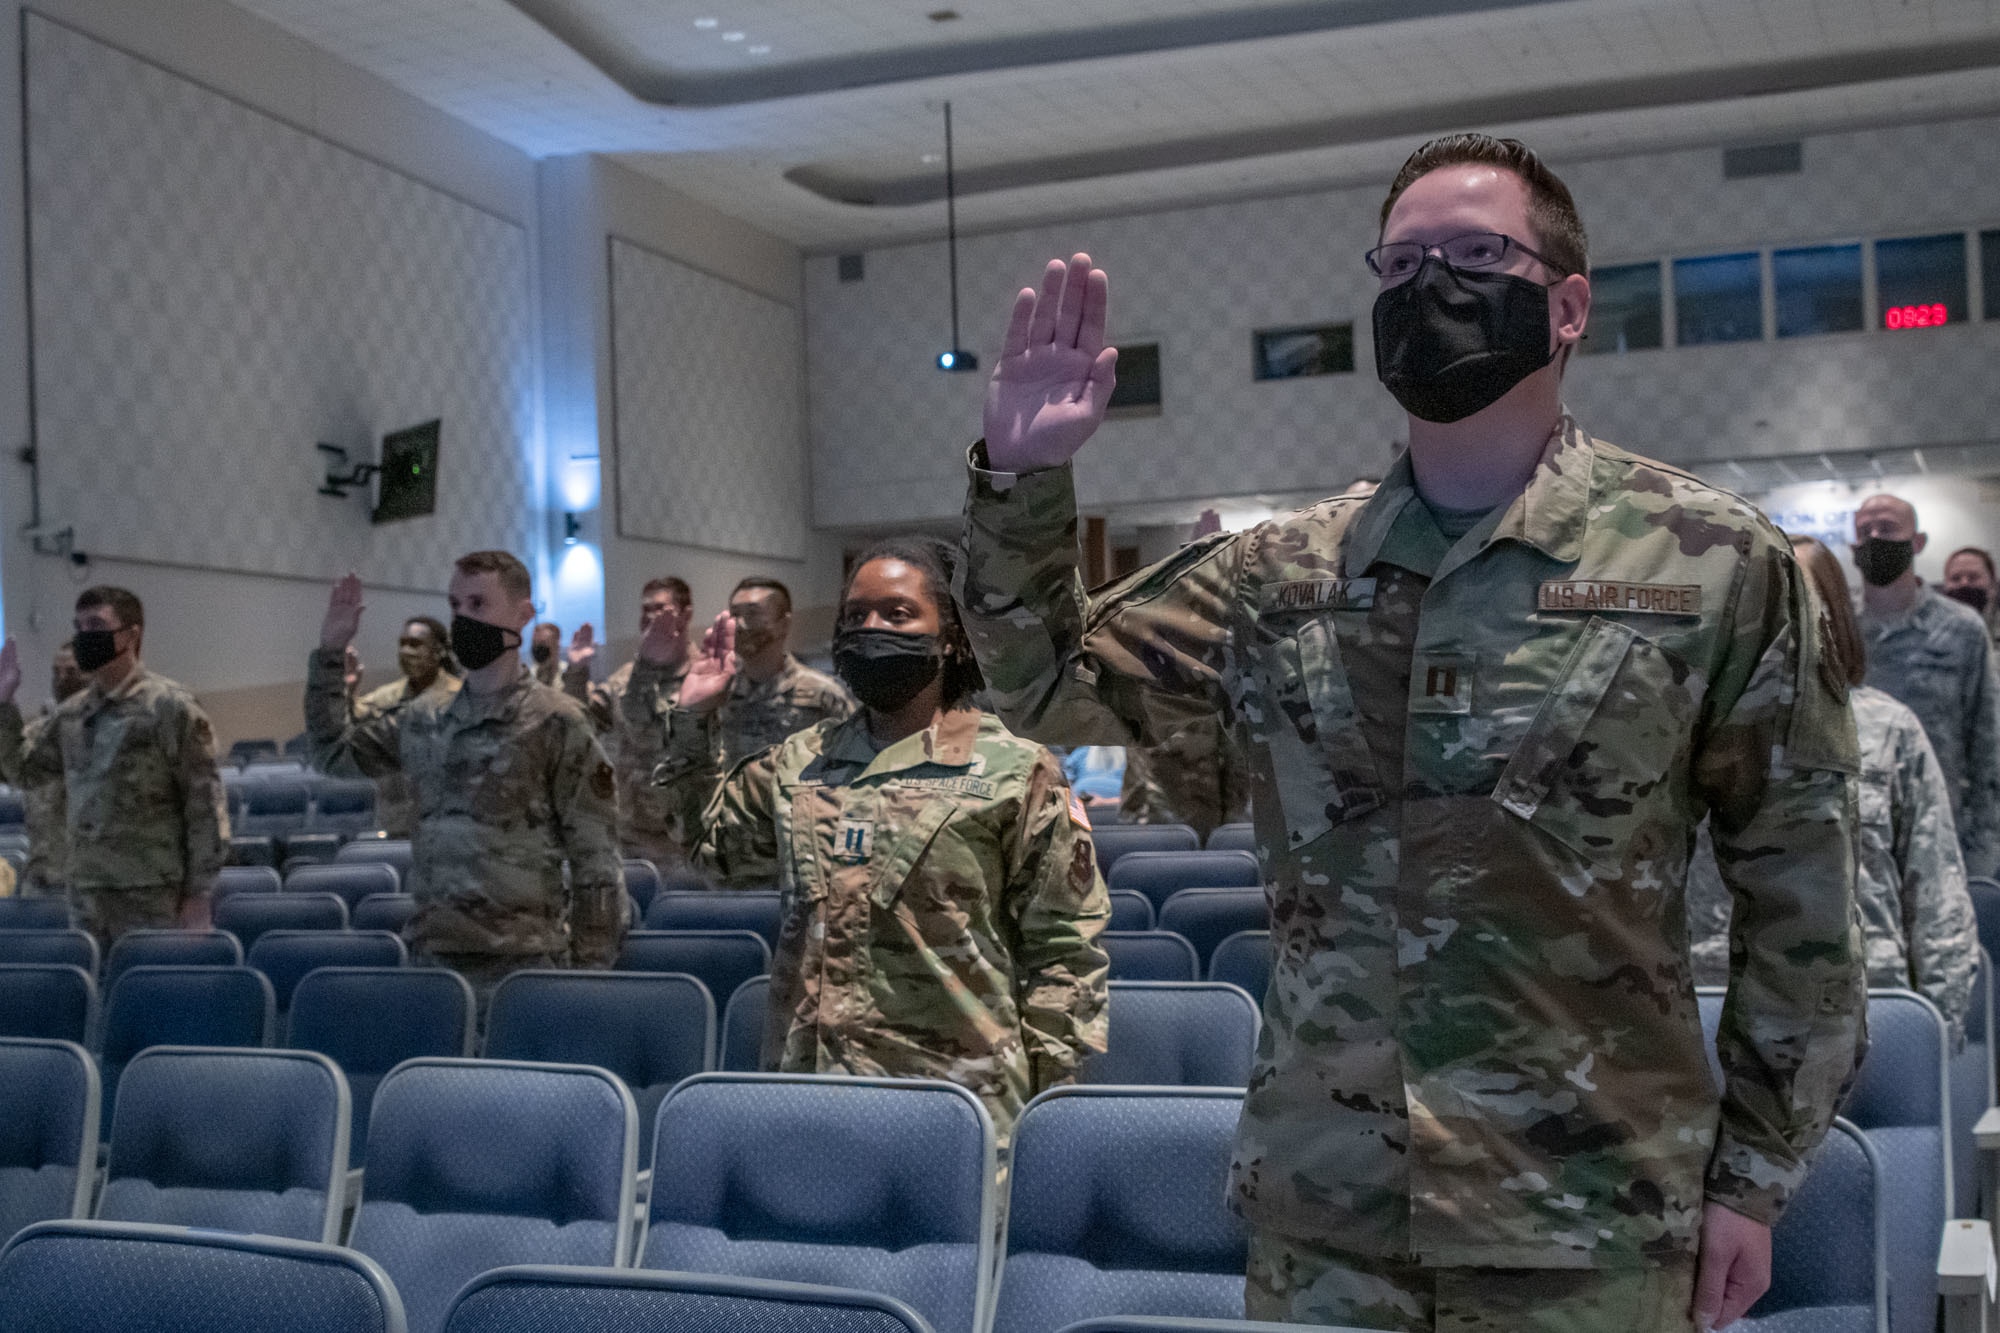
left=646, top=538, right=1108, bottom=1142
left=562, top=576, right=704, bottom=867
left=956, top=135, right=1862, bottom=1331
left=712, top=577, right=853, bottom=768
left=307, top=553, right=624, bottom=1017
left=349, top=615, right=460, bottom=838
left=1853, top=495, right=2000, bottom=878
left=530, top=621, right=563, bottom=687
left=1692, top=533, right=1977, bottom=1045
left=1119, top=705, right=1250, bottom=841
left=0, top=588, right=231, bottom=946
left=15, top=641, right=86, bottom=893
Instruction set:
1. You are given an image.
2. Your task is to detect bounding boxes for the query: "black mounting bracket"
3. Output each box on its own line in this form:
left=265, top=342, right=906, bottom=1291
left=318, top=443, right=381, bottom=499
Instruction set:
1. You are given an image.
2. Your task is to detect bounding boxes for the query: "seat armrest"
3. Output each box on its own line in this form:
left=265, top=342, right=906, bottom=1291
left=1976, top=1107, right=2000, bottom=1154
left=1940, top=1218, right=1994, bottom=1296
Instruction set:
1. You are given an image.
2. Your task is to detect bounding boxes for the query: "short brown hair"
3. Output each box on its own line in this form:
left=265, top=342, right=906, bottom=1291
left=76, top=585, right=144, bottom=629
left=1947, top=547, right=1997, bottom=581
left=644, top=576, right=692, bottom=609
left=1380, top=134, right=1588, bottom=277
left=732, top=576, right=791, bottom=617
left=453, top=550, right=532, bottom=602
left=1788, top=535, right=1865, bottom=687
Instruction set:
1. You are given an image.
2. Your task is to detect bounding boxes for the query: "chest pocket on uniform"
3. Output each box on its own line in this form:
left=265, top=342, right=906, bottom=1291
left=780, top=785, right=836, bottom=905
left=868, top=798, right=959, bottom=910
left=1265, top=614, right=1386, bottom=851
left=1491, top=615, right=1696, bottom=868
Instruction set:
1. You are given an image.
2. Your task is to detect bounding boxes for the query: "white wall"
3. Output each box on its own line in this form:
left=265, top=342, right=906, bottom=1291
left=804, top=115, right=2000, bottom=530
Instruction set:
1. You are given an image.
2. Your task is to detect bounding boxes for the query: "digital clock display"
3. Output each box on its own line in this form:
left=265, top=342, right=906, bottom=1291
left=1885, top=303, right=1949, bottom=330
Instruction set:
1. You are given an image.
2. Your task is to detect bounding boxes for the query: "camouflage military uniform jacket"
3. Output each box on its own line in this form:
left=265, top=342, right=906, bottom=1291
left=569, top=657, right=701, bottom=867
left=352, top=673, right=462, bottom=838
left=715, top=655, right=855, bottom=770
left=678, top=704, right=1110, bottom=1140
left=1119, top=705, right=1251, bottom=841
left=18, top=707, right=69, bottom=891
left=957, top=420, right=1863, bottom=1268
left=0, top=667, right=229, bottom=894
left=304, top=650, right=624, bottom=965
left=1860, top=586, right=2000, bottom=877
left=1689, top=684, right=1976, bottom=1042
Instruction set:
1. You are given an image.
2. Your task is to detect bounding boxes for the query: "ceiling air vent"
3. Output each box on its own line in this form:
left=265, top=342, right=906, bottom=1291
left=837, top=254, right=865, bottom=283
left=1723, top=142, right=1802, bottom=179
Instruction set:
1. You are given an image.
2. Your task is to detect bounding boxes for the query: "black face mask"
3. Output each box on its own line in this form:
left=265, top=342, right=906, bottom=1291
left=833, top=628, right=942, bottom=714
left=451, top=616, right=520, bottom=672
left=1373, top=257, right=1557, bottom=424
left=1945, top=585, right=1991, bottom=614
left=1853, top=538, right=1916, bottom=588
left=72, top=629, right=121, bottom=674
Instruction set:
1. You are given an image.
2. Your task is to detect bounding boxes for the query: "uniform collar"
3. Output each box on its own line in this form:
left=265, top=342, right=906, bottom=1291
left=83, top=663, right=150, bottom=712
left=824, top=706, right=983, bottom=778
left=1345, top=417, right=1591, bottom=575
left=731, top=653, right=798, bottom=700
left=445, top=667, right=534, bottom=725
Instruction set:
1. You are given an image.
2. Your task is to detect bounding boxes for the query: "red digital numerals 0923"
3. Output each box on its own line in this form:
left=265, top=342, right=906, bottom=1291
left=1884, top=303, right=1949, bottom=330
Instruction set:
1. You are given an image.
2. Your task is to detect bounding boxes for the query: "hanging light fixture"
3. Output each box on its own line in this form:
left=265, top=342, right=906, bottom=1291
left=934, top=101, right=977, bottom=372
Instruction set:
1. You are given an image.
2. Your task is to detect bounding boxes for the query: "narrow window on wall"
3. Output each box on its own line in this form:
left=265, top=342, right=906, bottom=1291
left=1875, top=233, right=1967, bottom=331
left=1673, top=252, right=1763, bottom=346
left=1773, top=244, right=1864, bottom=338
left=1580, top=261, right=1663, bottom=355
left=1106, top=342, right=1162, bottom=419
left=1252, top=323, right=1354, bottom=380
left=1980, top=230, right=2000, bottom=321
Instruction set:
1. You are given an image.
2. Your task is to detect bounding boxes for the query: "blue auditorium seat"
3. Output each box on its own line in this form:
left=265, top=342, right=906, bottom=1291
left=0, top=928, right=98, bottom=973
left=484, top=970, right=715, bottom=1132
left=0, top=897, right=71, bottom=930
left=96, top=1046, right=349, bottom=1244
left=227, top=739, right=282, bottom=768
left=310, top=779, right=378, bottom=837
left=1206, top=931, right=1270, bottom=1006
left=623, top=860, right=663, bottom=914
left=353, top=894, right=419, bottom=934
left=99, top=966, right=274, bottom=1138
left=227, top=835, right=278, bottom=868
left=1739, top=1117, right=1884, bottom=1333
left=1101, top=931, right=1199, bottom=983
left=996, top=1087, right=1249, bottom=1333
left=722, top=976, right=770, bottom=1072
left=348, top=1058, right=637, bottom=1333
left=1107, top=891, right=1156, bottom=933
left=0, top=1219, right=406, bottom=1333
left=214, top=891, right=349, bottom=952
left=1107, top=851, right=1261, bottom=915
left=0, top=1039, right=98, bottom=1243
left=249, top=929, right=407, bottom=1010
left=0, top=788, right=24, bottom=828
left=643, top=1073, right=996, bottom=1333
left=1090, top=824, right=1199, bottom=874
left=1056, top=1319, right=1353, bottom=1333
left=0, top=964, right=96, bottom=1045
left=213, top=864, right=283, bottom=899
left=1948, top=950, right=1992, bottom=1217
left=617, top=930, right=770, bottom=1018
left=285, top=968, right=474, bottom=1167
left=283, top=832, right=346, bottom=867
left=1158, top=888, right=1266, bottom=971
left=238, top=780, right=313, bottom=839
left=645, top=890, right=782, bottom=947
left=1081, top=983, right=1258, bottom=1088
left=1203, top=824, right=1256, bottom=853
left=335, top=838, right=414, bottom=884
left=103, top=929, right=243, bottom=994
left=286, top=862, right=402, bottom=911
left=444, top=1266, right=934, bottom=1333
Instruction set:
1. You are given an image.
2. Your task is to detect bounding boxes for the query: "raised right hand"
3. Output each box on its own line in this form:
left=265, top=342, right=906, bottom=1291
left=675, top=613, right=737, bottom=714
left=0, top=639, right=19, bottom=704
left=637, top=603, right=691, bottom=670
left=983, top=253, right=1118, bottom=473
left=320, top=574, right=365, bottom=651
left=567, top=623, right=599, bottom=670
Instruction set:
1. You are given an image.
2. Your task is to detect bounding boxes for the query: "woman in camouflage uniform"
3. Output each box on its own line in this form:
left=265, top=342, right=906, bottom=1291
left=643, top=538, right=1111, bottom=1142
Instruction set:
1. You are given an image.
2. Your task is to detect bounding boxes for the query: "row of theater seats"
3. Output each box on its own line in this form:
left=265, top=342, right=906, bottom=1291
left=0, top=1041, right=1893, bottom=1333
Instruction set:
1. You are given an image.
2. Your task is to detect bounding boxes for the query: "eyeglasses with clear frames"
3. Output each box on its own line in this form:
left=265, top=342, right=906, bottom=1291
left=1364, top=231, right=1563, bottom=282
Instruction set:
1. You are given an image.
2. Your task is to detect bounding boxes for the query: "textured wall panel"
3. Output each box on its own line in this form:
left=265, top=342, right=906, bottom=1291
left=609, top=237, right=806, bottom=560
left=25, top=15, right=537, bottom=590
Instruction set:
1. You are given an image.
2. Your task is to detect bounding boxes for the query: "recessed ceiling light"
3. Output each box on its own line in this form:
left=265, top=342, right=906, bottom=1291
left=722, top=30, right=746, bottom=41
left=693, top=16, right=717, bottom=28
left=748, top=44, right=771, bottom=54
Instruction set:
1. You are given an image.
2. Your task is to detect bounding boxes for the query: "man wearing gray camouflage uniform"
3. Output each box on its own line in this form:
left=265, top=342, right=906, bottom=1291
left=955, top=135, right=1862, bottom=1331
left=307, top=553, right=624, bottom=1017
left=1853, top=494, right=2000, bottom=878
left=0, top=588, right=230, bottom=946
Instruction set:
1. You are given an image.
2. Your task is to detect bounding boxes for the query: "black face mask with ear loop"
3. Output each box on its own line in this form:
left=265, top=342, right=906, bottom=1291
left=1372, top=256, right=1559, bottom=424
left=72, top=629, right=122, bottom=674
left=451, top=616, right=520, bottom=672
